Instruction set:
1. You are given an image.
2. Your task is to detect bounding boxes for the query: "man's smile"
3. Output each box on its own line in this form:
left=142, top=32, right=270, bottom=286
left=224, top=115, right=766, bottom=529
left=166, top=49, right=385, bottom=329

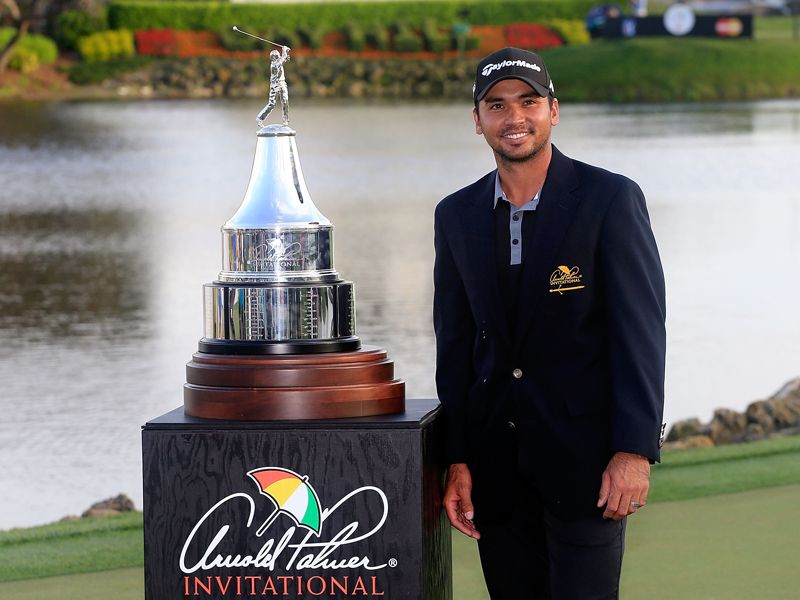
left=503, top=132, right=530, bottom=140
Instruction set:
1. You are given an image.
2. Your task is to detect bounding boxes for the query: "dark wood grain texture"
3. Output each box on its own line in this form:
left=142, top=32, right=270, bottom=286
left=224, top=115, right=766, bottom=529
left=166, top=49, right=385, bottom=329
left=142, top=400, right=450, bottom=600
left=184, top=345, right=406, bottom=420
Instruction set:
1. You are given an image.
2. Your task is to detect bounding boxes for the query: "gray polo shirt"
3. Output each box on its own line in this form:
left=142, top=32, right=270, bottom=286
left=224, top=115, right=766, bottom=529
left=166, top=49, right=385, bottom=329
left=494, top=172, right=541, bottom=265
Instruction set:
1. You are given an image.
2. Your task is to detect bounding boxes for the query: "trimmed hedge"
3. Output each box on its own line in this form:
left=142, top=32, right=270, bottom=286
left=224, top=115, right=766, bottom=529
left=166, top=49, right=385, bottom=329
left=78, top=30, right=136, bottom=62
left=298, top=24, right=326, bottom=50
left=346, top=22, right=366, bottom=52
left=54, top=9, right=108, bottom=51
left=217, top=25, right=257, bottom=51
left=422, top=20, right=450, bottom=53
left=366, top=23, right=389, bottom=50
left=394, top=24, right=424, bottom=53
left=108, top=0, right=596, bottom=31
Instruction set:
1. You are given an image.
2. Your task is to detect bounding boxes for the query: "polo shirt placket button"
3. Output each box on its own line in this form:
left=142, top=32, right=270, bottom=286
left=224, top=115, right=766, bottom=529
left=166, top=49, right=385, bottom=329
left=512, top=368, right=523, bottom=379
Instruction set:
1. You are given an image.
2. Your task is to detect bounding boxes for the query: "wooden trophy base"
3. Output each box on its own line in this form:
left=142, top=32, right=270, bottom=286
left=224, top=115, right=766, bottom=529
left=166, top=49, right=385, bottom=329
left=184, top=345, right=405, bottom=420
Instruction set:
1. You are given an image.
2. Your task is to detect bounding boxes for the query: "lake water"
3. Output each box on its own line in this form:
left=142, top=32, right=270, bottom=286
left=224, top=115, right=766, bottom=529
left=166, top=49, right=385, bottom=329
left=1, top=98, right=799, bottom=529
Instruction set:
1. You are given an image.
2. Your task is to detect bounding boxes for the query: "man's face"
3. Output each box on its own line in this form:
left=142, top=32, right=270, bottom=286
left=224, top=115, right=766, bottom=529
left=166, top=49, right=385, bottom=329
left=473, top=78, right=559, bottom=164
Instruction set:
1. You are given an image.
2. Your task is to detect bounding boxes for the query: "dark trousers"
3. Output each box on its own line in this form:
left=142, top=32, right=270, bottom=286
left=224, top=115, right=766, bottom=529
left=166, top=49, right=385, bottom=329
left=476, top=483, right=626, bottom=600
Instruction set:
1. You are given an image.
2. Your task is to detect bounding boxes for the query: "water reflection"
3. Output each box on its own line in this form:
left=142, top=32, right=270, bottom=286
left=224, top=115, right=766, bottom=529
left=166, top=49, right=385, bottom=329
left=0, top=208, right=149, bottom=341
left=0, top=102, right=127, bottom=150
left=561, top=99, right=800, bottom=139
left=0, top=98, right=799, bottom=529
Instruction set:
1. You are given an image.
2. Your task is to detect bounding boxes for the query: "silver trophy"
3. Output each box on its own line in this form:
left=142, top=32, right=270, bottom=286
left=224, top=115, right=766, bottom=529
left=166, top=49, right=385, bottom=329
left=200, top=30, right=358, bottom=355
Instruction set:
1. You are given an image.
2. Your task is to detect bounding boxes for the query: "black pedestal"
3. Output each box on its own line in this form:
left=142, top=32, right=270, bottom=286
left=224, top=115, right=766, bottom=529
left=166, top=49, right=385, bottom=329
left=142, top=398, right=451, bottom=600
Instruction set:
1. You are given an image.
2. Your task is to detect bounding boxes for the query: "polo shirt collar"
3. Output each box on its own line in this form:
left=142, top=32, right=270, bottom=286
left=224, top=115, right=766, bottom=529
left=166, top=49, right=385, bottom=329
left=493, top=171, right=542, bottom=211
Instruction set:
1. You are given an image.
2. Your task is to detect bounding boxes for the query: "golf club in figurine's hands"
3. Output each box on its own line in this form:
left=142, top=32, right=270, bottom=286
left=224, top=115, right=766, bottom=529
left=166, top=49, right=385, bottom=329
left=233, top=26, right=291, bottom=127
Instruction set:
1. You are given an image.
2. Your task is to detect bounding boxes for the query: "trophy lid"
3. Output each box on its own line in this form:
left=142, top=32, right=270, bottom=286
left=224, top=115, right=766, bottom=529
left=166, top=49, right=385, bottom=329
left=225, top=124, right=330, bottom=230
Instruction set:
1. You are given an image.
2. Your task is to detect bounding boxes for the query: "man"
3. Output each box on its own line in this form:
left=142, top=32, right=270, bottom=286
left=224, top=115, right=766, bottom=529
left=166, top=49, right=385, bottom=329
left=433, top=47, right=666, bottom=599
left=257, top=45, right=291, bottom=127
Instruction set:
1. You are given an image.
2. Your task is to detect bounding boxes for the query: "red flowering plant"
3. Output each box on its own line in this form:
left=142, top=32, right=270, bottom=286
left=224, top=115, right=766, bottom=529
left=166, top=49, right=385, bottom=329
left=174, top=31, right=224, bottom=57
left=135, top=29, right=178, bottom=56
left=504, top=24, right=563, bottom=51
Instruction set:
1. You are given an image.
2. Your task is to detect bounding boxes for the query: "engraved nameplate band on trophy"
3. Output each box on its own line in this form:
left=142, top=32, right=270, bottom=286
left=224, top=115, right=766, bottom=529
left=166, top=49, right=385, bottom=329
left=201, top=121, right=359, bottom=355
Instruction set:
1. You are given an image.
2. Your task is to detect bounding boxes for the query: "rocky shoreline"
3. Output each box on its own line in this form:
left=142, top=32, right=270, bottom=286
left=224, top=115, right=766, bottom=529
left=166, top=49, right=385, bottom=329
left=106, top=56, right=477, bottom=100
left=0, top=56, right=479, bottom=102
left=665, top=377, right=800, bottom=449
left=59, top=494, right=137, bottom=522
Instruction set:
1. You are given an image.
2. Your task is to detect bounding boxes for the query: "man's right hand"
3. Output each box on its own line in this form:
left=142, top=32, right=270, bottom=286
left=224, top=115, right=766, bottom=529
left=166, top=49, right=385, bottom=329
left=443, top=463, right=480, bottom=539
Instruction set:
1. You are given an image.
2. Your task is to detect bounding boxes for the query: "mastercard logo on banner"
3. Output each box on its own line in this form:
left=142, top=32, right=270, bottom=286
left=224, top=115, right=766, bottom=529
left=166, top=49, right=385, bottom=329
left=716, top=18, right=744, bottom=37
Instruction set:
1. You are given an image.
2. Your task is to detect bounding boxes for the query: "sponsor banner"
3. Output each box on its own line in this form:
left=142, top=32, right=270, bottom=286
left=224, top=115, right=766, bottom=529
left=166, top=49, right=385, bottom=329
left=604, top=14, right=753, bottom=38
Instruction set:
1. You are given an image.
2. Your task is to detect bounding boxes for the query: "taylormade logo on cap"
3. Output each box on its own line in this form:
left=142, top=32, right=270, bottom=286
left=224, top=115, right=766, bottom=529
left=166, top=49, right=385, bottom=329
left=481, top=59, right=542, bottom=78
left=473, top=48, right=554, bottom=102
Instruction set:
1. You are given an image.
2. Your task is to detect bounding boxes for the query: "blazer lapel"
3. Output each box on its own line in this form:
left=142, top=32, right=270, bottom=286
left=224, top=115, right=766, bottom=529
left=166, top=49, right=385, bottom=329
left=458, top=171, right=512, bottom=347
left=515, top=146, right=581, bottom=349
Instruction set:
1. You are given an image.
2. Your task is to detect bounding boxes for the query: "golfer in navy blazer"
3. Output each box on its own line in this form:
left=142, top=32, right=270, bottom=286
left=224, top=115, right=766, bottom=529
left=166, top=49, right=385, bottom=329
left=434, top=48, right=666, bottom=599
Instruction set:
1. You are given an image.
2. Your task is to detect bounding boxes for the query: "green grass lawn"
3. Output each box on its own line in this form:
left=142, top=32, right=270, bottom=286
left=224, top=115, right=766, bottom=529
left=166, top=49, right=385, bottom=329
left=756, top=15, right=800, bottom=40
left=542, top=36, right=800, bottom=102
left=452, top=484, right=800, bottom=600
left=652, top=435, right=800, bottom=502
left=1, top=436, right=799, bottom=598
left=2, top=485, right=798, bottom=600
left=621, top=484, right=800, bottom=600
left=0, top=513, right=143, bottom=582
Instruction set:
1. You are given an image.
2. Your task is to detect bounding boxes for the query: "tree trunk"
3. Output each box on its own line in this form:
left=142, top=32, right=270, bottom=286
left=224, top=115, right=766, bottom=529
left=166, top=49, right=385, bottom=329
left=0, top=19, right=30, bottom=74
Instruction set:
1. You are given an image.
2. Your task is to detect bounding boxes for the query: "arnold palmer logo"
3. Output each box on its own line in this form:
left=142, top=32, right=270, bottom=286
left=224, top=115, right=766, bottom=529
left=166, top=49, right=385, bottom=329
left=250, top=239, right=304, bottom=270
left=178, top=467, right=393, bottom=597
left=549, top=265, right=585, bottom=295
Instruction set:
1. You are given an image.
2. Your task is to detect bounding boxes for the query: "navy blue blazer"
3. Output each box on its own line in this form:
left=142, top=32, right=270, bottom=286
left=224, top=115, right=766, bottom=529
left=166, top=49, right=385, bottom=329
left=433, top=146, right=666, bottom=519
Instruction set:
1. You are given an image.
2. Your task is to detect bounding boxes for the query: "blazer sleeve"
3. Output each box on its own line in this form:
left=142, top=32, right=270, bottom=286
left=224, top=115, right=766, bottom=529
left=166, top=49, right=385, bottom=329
left=433, top=204, right=476, bottom=465
left=599, top=179, right=666, bottom=463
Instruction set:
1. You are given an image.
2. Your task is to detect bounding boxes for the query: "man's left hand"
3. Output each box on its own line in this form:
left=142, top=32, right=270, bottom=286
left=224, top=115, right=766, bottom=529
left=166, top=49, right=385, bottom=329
left=597, top=451, right=650, bottom=521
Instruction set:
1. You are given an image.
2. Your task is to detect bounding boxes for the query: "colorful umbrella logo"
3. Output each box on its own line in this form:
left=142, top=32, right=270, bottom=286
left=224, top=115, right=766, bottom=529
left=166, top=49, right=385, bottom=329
left=247, top=467, right=323, bottom=538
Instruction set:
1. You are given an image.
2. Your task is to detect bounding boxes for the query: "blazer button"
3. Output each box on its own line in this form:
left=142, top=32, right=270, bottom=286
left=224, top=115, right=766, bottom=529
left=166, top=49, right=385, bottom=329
left=507, top=420, right=516, bottom=430
left=512, top=368, right=523, bottom=379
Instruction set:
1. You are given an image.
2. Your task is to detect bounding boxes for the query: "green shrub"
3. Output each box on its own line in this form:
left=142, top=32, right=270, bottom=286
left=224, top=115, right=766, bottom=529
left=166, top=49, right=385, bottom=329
left=54, top=9, right=108, bottom=51
left=21, top=34, right=59, bottom=64
left=422, top=19, right=450, bottom=53
left=268, top=26, right=300, bottom=50
left=298, top=24, right=325, bottom=49
left=218, top=25, right=258, bottom=51
left=0, top=28, right=58, bottom=64
left=545, top=19, right=590, bottom=45
left=78, top=30, right=135, bottom=62
left=394, top=25, right=423, bottom=53
left=8, top=46, right=39, bottom=73
left=108, top=0, right=596, bottom=32
left=345, top=22, right=365, bottom=52
left=366, top=23, right=389, bottom=50
left=451, top=26, right=480, bottom=52
left=67, top=56, right=152, bottom=84
left=218, top=25, right=298, bottom=52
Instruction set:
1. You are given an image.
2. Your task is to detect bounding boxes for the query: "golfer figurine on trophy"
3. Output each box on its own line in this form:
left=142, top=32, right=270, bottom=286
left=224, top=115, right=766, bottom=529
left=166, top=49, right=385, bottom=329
left=233, top=26, right=291, bottom=126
